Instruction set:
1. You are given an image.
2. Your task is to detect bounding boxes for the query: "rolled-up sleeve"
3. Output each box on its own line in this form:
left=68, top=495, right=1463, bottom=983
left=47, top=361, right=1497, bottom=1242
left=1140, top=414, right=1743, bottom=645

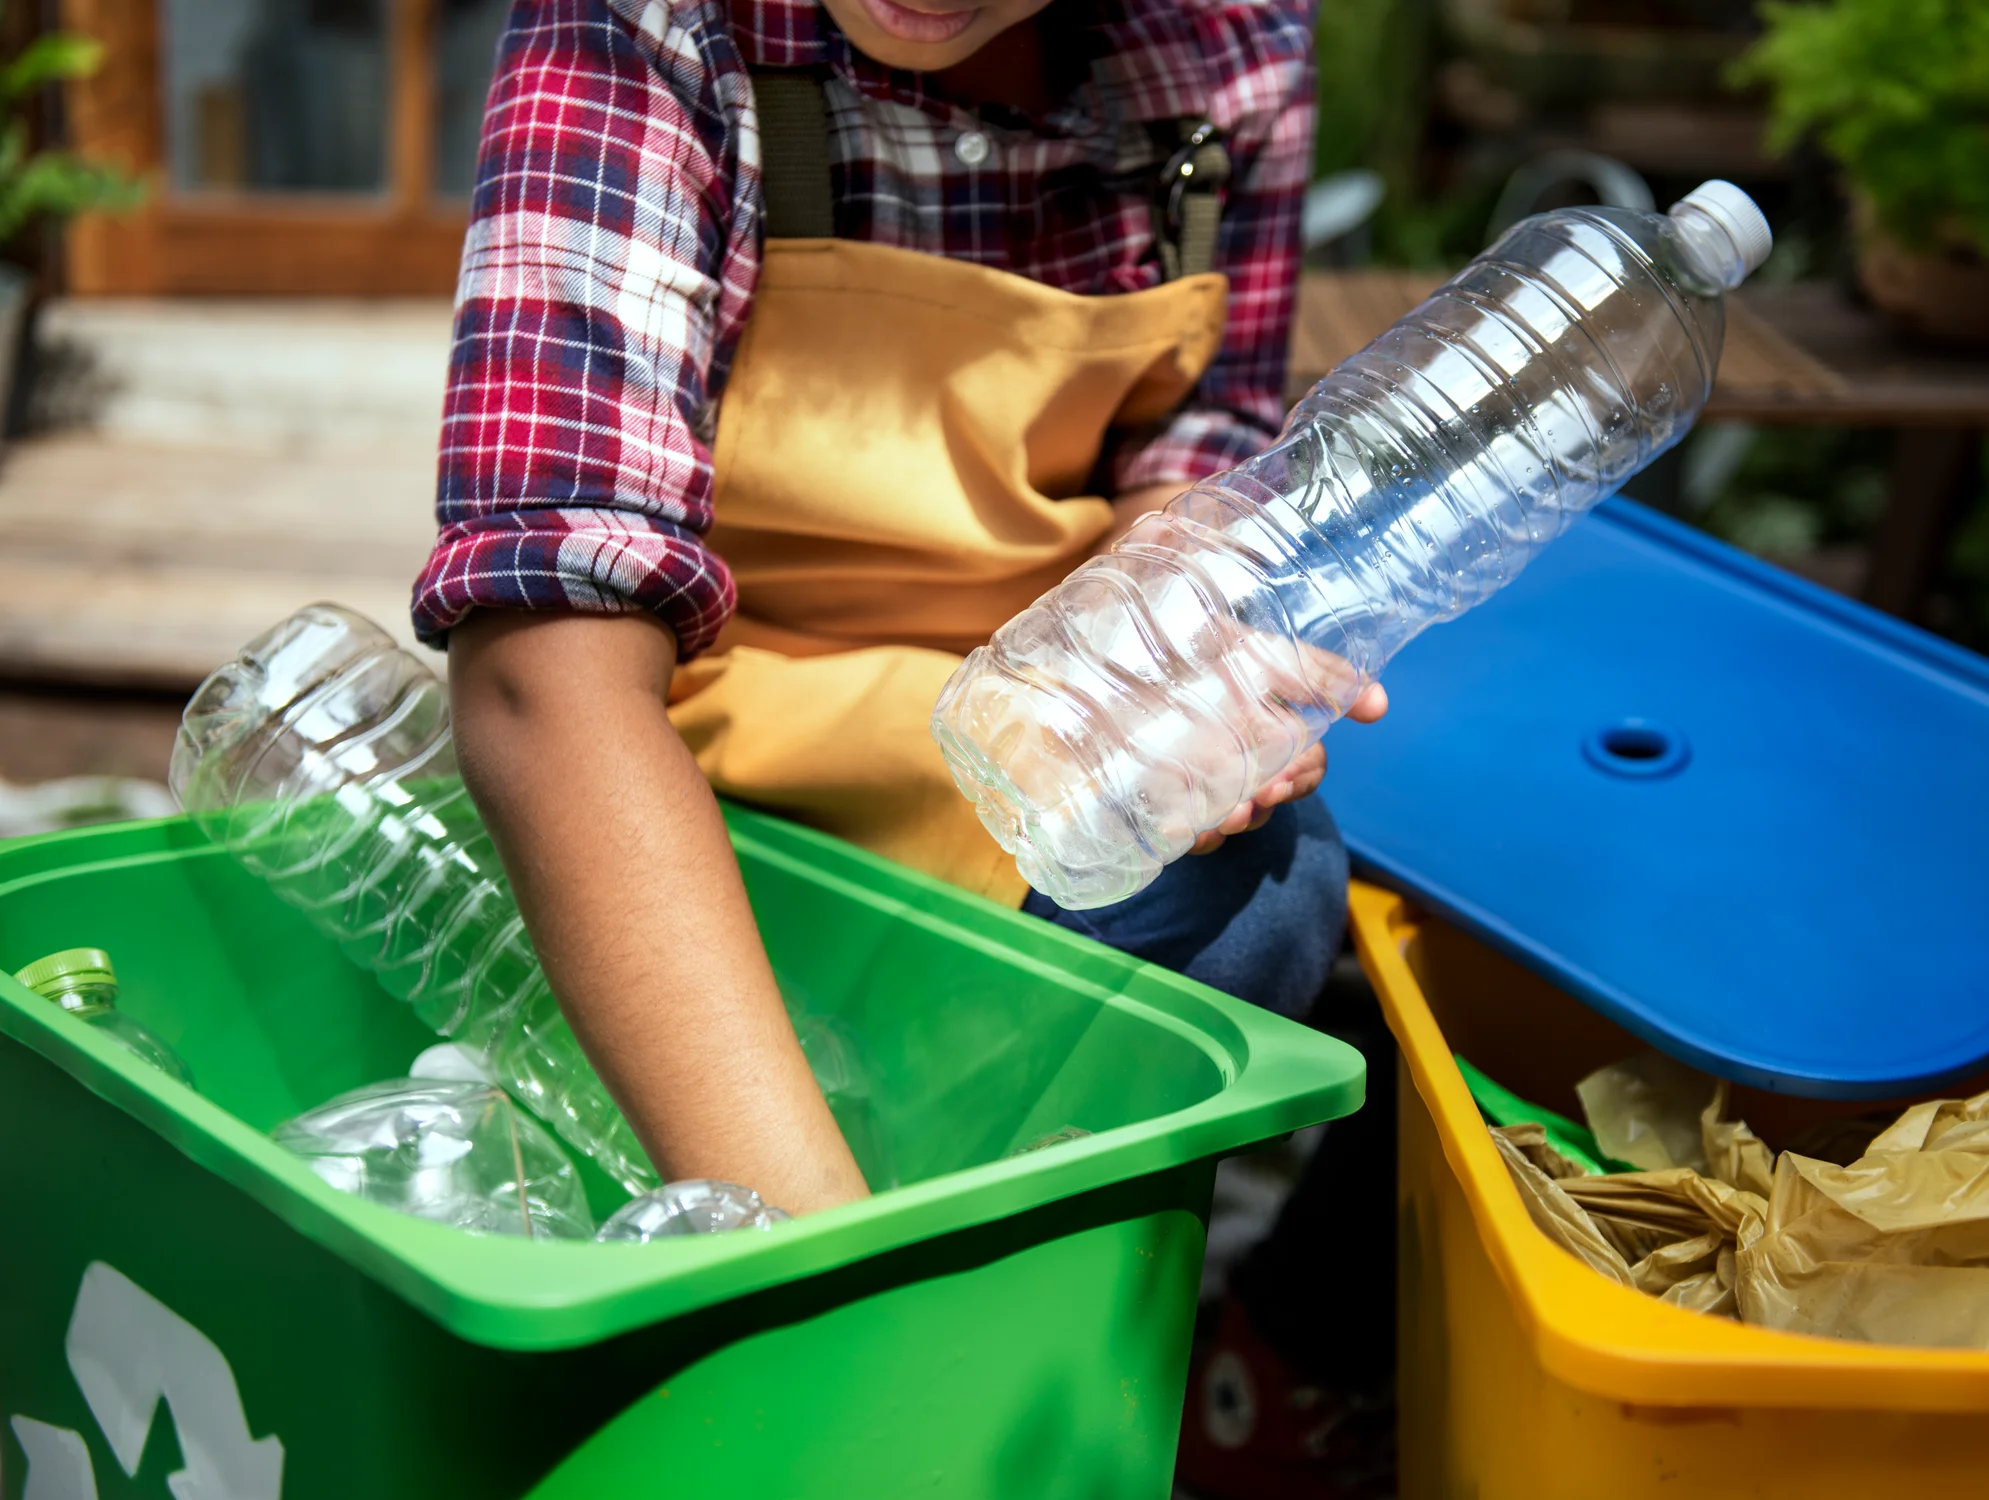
left=1112, top=10, right=1313, bottom=494
left=414, top=0, right=757, bottom=660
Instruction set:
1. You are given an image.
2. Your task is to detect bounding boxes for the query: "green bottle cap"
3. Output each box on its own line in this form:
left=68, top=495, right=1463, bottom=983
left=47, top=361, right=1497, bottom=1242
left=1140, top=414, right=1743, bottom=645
left=13, top=947, right=118, bottom=998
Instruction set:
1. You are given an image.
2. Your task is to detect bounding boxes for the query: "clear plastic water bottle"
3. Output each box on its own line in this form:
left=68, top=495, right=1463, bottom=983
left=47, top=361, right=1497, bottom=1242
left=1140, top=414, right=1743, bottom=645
left=933, top=182, right=1772, bottom=909
left=170, top=606, right=893, bottom=1196
left=170, top=605, right=659, bottom=1193
left=14, top=948, right=196, bottom=1088
left=794, top=1012, right=896, bottom=1191
left=273, top=1078, right=595, bottom=1239
left=595, top=1179, right=789, bottom=1241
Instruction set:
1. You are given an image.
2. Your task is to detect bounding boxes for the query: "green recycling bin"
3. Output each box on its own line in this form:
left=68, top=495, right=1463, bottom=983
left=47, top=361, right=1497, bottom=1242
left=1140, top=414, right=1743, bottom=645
left=0, top=804, right=1362, bottom=1499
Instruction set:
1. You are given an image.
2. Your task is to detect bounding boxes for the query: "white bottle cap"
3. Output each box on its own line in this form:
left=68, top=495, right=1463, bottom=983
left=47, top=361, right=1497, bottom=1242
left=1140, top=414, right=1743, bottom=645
left=1674, top=180, right=1773, bottom=279
left=409, top=1042, right=494, bottom=1083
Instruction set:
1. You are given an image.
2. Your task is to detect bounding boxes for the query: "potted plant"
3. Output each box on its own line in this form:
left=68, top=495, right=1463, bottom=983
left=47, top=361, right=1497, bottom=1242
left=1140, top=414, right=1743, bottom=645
left=1735, top=0, right=1989, bottom=345
left=0, top=22, right=142, bottom=434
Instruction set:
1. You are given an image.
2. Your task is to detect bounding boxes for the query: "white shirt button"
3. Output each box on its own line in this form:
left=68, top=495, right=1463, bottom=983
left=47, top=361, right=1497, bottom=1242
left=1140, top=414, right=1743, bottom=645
left=954, top=130, right=992, bottom=167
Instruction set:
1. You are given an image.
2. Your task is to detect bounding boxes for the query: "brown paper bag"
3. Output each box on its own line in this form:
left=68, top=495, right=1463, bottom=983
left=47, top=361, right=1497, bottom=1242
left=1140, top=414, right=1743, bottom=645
left=1574, top=1051, right=1716, bottom=1172
left=1734, top=1093, right=1989, bottom=1346
left=1491, top=1123, right=1766, bottom=1315
left=1701, top=1082, right=1775, bottom=1199
left=1494, top=1065, right=1989, bottom=1342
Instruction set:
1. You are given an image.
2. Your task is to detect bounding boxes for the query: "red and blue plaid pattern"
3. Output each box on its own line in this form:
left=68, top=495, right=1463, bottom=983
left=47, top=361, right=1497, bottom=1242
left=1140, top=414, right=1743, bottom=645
left=415, top=0, right=1317, bottom=658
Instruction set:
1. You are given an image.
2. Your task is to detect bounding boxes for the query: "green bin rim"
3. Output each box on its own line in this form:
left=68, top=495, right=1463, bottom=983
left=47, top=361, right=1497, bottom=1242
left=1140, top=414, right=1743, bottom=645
left=0, top=807, right=1364, bottom=1352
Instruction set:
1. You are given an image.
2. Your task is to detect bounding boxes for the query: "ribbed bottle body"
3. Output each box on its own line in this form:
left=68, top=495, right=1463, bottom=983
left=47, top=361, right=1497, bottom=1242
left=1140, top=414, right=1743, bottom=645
left=171, top=605, right=659, bottom=1193
left=936, top=202, right=1740, bottom=909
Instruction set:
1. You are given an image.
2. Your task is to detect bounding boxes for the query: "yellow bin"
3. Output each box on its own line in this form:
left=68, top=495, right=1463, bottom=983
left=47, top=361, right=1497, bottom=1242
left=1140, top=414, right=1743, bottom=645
left=1346, top=881, right=1989, bottom=1499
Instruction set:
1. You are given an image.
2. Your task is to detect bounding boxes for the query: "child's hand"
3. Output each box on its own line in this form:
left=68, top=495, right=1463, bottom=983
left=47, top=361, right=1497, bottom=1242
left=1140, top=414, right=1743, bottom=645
left=1190, top=682, right=1389, bottom=855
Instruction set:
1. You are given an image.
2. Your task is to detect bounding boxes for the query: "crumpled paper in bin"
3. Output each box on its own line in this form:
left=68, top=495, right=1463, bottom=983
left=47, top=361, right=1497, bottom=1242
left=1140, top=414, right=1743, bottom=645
left=1736, top=1093, right=1989, bottom=1346
left=1701, top=1085, right=1775, bottom=1200
left=1574, top=1050, right=1718, bottom=1173
left=1571, top=1054, right=1776, bottom=1195
left=1492, top=1116, right=1766, bottom=1317
left=1492, top=1065, right=1989, bottom=1346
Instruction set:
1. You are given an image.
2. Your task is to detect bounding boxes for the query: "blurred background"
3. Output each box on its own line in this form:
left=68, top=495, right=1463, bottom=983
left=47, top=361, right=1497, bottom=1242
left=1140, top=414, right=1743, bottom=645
left=1, top=0, right=1985, bottom=829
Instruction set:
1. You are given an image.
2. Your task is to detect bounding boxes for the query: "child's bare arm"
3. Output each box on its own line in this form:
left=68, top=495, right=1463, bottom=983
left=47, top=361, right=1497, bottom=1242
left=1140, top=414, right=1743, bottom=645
left=448, top=609, right=868, bottom=1216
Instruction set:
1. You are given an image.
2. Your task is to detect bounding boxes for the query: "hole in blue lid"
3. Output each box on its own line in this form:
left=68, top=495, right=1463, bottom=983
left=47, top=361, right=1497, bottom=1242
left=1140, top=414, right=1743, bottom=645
left=1583, top=719, right=1690, bottom=779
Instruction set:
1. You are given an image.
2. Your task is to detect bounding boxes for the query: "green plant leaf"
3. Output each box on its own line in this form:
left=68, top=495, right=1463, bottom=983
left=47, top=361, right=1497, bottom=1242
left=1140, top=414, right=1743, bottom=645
left=0, top=151, right=144, bottom=242
left=0, top=120, right=27, bottom=182
left=0, top=33, right=104, bottom=102
left=1732, top=0, right=1989, bottom=254
left=0, top=25, right=145, bottom=241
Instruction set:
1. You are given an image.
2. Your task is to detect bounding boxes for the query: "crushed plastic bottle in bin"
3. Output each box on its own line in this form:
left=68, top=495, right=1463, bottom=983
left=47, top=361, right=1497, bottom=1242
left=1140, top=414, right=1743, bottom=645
left=596, top=1180, right=790, bottom=1241
left=13, top=948, right=196, bottom=1088
left=795, top=1012, right=897, bottom=1190
left=172, top=604, right=892, bottom=1198
left=933, top=182, right=1773, bottom=909
left=170, top=604, right=656, bottom=1193
left=273, top=1078, right=595, bottom=1240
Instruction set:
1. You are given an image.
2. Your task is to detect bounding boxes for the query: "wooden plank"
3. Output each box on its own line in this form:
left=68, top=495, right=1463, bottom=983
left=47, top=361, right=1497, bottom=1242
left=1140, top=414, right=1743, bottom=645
left=1290, top=272, right=1989, bottom=426
left=1714, top=283, right=1989, bottom=427
left=1704, top=300, right=1847, bottom=414
left=0, top=687, right=185, bottom=785
left=59, top=0, right=164, bottom=296
left=1287, top=270, right=1440, bottom=402
left=0, top=435, right=436, bottom=566
left=0, top=562, right=433, bottom=689
left=34, top=297, right=454, bottom=450
left=0, top=436, right=439, bottom=688
left=391, top=0, right=441, bottom=211
left=73, top=204, right=469, bottom=297
left=1580, top=102, right=1774, bottom=180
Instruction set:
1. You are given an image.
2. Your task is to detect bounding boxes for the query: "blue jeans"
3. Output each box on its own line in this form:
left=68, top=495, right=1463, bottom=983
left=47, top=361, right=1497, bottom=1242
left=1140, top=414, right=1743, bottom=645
left=1026, top=793, right=1391, bottom=1387
left=1021, top=795, right=1350, bottom=1020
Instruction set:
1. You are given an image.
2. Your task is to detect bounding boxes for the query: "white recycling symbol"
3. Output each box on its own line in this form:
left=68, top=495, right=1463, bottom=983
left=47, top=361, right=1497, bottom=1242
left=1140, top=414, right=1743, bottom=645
left=7, top=1262, right=284, bottom=1500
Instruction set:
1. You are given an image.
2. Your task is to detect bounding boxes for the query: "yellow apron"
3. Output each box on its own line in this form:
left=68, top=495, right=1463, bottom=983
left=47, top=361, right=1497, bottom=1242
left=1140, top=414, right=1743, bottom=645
left=667, top=233, right=1226, bottom=906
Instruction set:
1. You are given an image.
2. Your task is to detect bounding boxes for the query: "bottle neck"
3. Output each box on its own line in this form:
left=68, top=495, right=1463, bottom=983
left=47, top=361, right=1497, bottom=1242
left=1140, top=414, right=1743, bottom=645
left=37, top=979, right=119, bottom=1018
left=1668, top=202, right=1750, bottom=291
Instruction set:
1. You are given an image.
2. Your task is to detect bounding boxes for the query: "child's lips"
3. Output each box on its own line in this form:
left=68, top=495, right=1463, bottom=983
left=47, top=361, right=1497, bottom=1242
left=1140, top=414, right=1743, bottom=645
left=855, top=0, right=979, bottom=44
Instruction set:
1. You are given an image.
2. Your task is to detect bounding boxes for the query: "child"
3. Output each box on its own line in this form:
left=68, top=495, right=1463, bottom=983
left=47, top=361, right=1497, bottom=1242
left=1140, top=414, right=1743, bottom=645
left=418, top=0, right=1388, bottom=1482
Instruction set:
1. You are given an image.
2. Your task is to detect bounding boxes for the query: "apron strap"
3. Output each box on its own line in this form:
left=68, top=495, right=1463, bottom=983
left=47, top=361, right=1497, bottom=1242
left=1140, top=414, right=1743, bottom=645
left=744, top=67, right=1226, bottom=278
left=1157, top=119, right=1231, bottom=281
left=751, top=69, right=836, bottom=239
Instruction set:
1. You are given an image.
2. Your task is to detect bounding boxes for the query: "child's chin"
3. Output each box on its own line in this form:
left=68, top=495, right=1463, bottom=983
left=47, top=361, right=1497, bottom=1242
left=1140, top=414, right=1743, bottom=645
left=846, top=29, right=987, bottom=71
left=833, top=0, right=987, bottom=70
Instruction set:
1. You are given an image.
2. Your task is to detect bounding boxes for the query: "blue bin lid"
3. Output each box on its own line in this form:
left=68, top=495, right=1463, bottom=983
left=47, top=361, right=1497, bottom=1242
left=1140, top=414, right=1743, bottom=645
left=1326, top=499, right=1989, bottom=1099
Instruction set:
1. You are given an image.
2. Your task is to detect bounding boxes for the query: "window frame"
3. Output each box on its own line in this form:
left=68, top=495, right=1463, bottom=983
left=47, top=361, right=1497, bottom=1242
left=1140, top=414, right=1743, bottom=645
left=61, top=0, right=471, bottom=295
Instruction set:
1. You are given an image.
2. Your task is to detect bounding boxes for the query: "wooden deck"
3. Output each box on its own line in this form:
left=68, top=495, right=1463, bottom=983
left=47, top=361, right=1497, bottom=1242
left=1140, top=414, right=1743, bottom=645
left=3, top=278, right=1982, bottom=697
left=1289, top=272, right=1989, bottom=619
left=0, top=299, right=449, bottom=689
left=0, top=433, right=437, bottom=687
left=1284, top=273, right=1905, bottom=419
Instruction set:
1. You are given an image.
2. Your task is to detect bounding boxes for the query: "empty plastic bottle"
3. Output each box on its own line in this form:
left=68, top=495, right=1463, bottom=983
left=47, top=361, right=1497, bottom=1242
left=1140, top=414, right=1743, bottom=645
left=795, top=1012, right=896, bottom=1190
left=170, top=605, right=659, bottom=1193
left=15, top=948, right=195, bottom=1088
left=595, top=1180, right=789, bottom=1241
left=171, top=606, right=887, bottom=1197
left=933, top=182, right=1773, bottom=909
left=274, top=1078, right=594, bottom=1239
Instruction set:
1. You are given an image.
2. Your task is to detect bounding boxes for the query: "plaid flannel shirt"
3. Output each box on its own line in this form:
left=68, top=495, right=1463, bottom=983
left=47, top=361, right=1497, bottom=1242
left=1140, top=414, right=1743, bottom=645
left=415, top=0, right=1316, bottom=657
